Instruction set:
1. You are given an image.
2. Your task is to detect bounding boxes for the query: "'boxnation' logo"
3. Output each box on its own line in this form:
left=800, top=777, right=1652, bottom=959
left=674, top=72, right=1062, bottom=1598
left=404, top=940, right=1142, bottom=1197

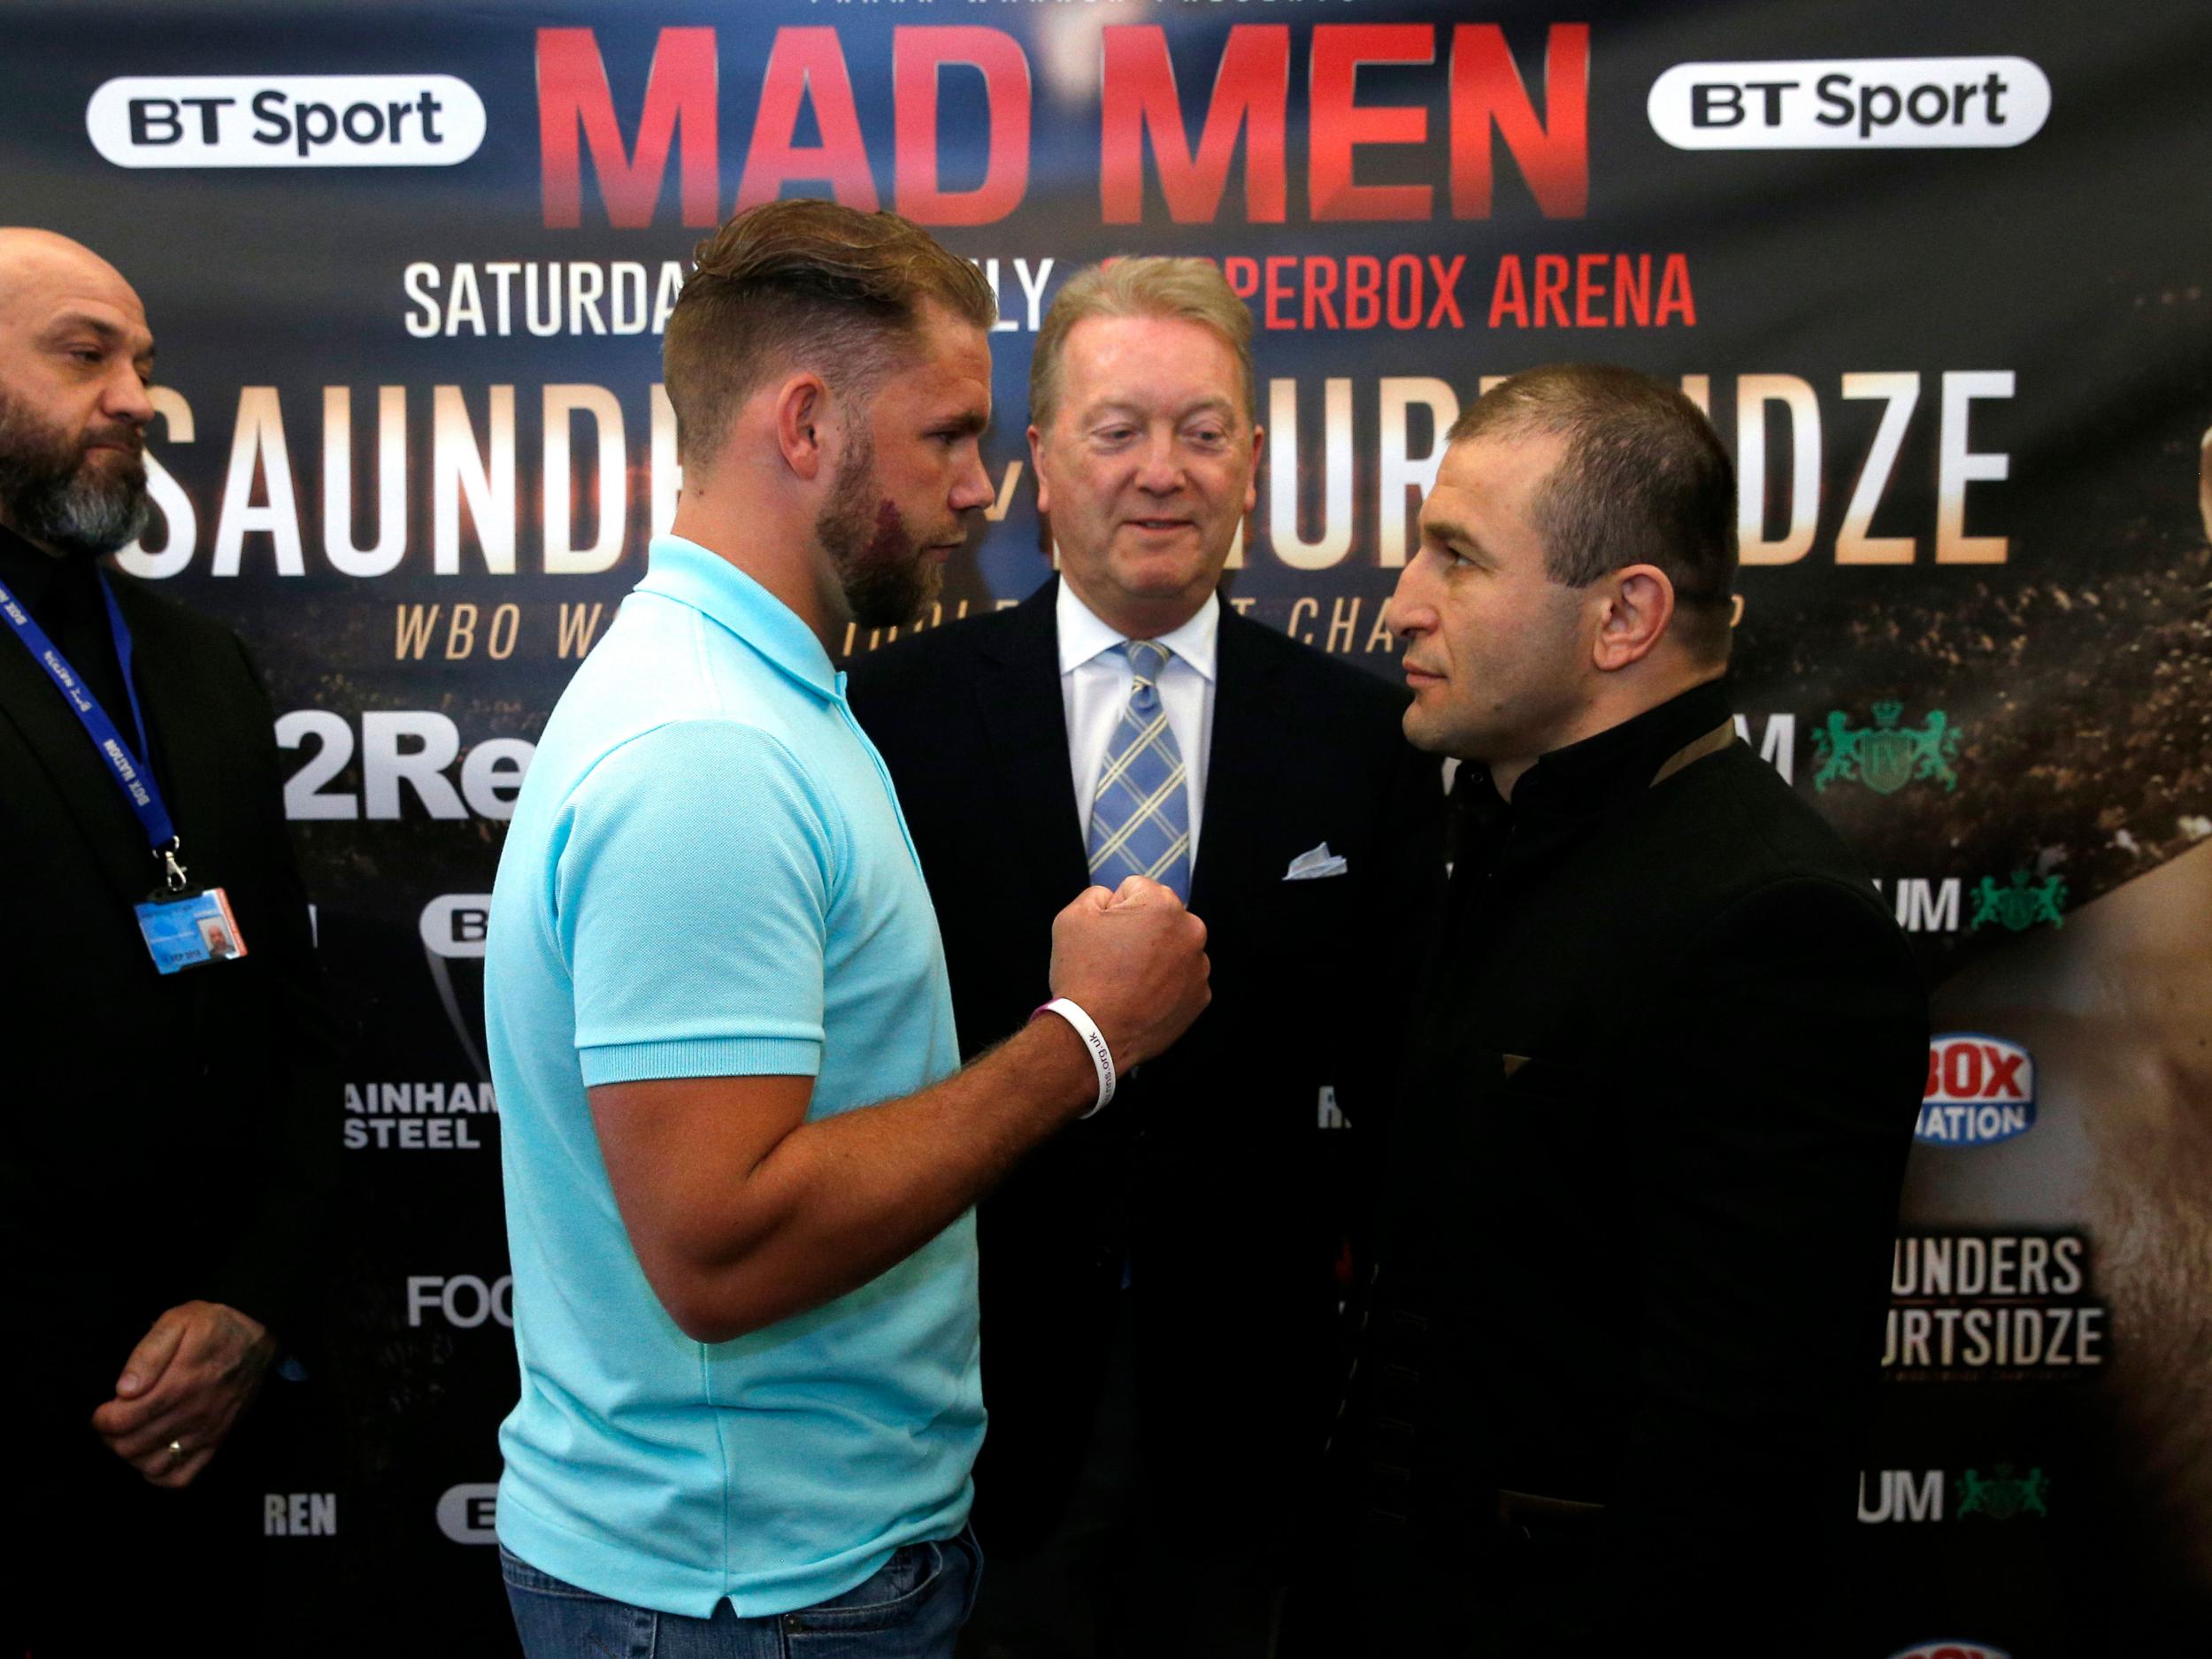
left=88, top=76, right=484, bottom=168
left=1916, top=1035, right=2035, bottom=1147
left=437, top=1483, right=499, bottom=1544
left=1649, top=58, right=2049, bottom=150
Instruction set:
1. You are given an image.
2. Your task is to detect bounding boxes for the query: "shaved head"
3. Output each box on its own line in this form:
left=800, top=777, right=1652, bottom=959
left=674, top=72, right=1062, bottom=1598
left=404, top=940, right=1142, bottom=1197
left=0, top=228, right=157, bottom=557
left=0, top=227, right=134, bottom=286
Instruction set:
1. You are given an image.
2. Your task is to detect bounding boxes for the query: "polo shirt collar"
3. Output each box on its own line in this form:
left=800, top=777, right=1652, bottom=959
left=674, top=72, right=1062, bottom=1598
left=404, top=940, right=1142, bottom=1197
left=634, top=534, right=840, bottom=701
left=1056, top=577, right=1220, bottom=682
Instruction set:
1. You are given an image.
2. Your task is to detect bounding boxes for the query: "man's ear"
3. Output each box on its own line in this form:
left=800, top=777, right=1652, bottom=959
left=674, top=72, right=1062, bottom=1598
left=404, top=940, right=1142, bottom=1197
left=1591, top=564, right=1675, bottom=672
left=774, top=374, right=831, bottom=482
left=1242, top=422, right=1264, bottom=516
left=1027, top=424, right=1051, bottom=517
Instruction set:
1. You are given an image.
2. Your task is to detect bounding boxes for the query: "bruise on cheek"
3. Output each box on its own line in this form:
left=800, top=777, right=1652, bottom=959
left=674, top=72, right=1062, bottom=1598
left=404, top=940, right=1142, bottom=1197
left=864, top=496, right=912, bottom=564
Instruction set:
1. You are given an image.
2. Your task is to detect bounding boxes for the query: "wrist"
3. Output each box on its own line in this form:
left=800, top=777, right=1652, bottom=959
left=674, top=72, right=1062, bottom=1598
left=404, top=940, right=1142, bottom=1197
left=1031, top=996, right=1116, bottom=1118
left=1013, top=1009, right=1098, bottom=1118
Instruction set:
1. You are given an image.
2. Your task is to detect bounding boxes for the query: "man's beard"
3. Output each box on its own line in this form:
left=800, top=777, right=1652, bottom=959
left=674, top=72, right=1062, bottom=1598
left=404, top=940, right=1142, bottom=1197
left=813, top=432, right=948, bottom=629
left=0, top=386, right=150, bottom=558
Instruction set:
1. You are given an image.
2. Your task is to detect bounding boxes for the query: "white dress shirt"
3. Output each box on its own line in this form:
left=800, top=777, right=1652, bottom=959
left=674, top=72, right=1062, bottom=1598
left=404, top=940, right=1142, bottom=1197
left=1057, top=579, right=1219, bottom=864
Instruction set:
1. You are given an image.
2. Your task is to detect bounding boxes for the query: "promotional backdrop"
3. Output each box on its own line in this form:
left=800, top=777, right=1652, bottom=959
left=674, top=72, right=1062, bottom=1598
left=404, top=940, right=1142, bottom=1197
left=8, top=3, right=2212, bottom=1654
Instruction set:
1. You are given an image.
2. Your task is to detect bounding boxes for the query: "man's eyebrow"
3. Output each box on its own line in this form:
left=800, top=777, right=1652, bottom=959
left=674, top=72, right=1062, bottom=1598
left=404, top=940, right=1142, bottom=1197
left=1422, top=517, right=1479, bottom=549
left=936, top=407, right=990, bottom=437
left=1076, top=396, right=1240, bottom=424
left=42, top=311, right=156, bottom=363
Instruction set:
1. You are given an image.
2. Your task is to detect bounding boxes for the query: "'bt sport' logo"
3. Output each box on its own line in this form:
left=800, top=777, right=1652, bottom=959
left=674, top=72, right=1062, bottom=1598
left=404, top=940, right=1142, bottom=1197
left=420, top=894, right=492, bottom=1079
left=1916, top=1035, right=2035, bottom=1147
left=88, top=76, right=484, bottom=168
left=1648, top=58, right=2049, bottom=150
left=437, top=1484, right=498, bottom=1545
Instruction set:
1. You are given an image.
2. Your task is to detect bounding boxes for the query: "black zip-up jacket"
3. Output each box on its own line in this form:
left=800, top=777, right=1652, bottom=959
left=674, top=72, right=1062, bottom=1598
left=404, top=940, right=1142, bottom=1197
left=1341, top=676, right=1927, bottom=1650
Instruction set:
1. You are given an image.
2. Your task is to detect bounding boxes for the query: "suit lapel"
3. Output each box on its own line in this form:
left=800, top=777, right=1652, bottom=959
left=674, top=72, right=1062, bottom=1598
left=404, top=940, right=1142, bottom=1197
left=973, top=580, right=1092, bottom=902
left=1187, top=604, right=1286, bottom=914
left=0, top=589, right=158, bottom=912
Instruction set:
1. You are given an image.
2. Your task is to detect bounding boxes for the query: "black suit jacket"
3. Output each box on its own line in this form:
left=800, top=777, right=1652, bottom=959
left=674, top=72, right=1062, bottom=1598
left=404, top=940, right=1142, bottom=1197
left=1342, top=680, right=1927, bottom=1649
left=1, top=554, right=337, bottom=1431
left=847, top=579, right=1445, bottom=1553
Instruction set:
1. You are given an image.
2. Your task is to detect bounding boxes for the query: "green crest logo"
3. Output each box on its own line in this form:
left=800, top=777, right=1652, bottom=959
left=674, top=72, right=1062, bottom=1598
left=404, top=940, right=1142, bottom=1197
left=1813, top=703, right=1962, bottom=795
left=1970, top=871, right=2067, bottom=933
left=1957, top=1464, right=2049, bottom=1521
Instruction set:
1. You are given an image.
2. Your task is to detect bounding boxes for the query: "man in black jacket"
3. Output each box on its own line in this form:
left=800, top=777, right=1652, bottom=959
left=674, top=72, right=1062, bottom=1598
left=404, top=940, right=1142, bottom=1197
left=849, top=257, right=1445, bottom=1657
left=0, top=228, right=335, bottom=1650
left=1331, top=364, right=1926, bottom=1652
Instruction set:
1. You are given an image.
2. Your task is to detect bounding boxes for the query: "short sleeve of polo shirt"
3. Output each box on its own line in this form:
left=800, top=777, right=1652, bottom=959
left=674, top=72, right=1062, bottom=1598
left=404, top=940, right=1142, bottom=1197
left=555, top=718, right=836, bottom=1086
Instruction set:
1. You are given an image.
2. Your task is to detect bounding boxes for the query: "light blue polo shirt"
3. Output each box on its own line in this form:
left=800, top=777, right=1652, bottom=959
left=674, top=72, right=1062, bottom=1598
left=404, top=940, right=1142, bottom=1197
left=485, top=534, right=978, bottom=1618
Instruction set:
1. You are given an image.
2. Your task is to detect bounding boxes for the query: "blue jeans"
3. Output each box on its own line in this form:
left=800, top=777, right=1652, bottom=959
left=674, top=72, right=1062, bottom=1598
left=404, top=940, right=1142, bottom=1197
left=503, top=1529, right=982, bottom=1659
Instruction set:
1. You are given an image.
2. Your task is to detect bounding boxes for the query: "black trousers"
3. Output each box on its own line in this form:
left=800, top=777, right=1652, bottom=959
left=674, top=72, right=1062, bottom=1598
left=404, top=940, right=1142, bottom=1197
left=959, top=1301, right=1283, bottom=1659
left=1282, top=1486, right=1608, bottom=1659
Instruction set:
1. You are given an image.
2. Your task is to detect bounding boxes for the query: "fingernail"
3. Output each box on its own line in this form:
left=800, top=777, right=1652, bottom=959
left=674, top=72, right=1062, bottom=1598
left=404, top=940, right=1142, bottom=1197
left=119, top=1373, right=140, bottom=1393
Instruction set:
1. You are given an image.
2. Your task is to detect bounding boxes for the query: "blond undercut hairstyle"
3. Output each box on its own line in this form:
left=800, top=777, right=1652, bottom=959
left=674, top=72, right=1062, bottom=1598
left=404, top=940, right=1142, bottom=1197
left=1028, top=257, right=1257, bottom=435
left=663, top=198, right=996, bottom=466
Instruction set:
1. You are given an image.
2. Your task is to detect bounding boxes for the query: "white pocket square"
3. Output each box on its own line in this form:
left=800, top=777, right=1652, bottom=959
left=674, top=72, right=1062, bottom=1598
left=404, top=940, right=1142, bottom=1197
left=1284, top=842, right=1348, bottom=880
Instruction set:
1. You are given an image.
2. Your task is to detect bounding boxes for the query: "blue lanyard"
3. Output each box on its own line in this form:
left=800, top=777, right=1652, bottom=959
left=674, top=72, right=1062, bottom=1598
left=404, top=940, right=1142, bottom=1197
left=0, top=568, right=185, bottom=887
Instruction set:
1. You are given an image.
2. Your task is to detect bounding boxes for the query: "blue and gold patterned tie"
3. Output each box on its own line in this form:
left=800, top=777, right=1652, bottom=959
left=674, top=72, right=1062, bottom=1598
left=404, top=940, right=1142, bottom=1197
left=1087, top=639, right=1192, bottom=901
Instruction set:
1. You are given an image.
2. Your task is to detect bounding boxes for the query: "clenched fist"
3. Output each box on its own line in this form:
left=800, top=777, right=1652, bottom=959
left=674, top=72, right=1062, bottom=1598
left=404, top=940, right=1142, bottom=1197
left=1048, top=874, right=1211, bottom=1071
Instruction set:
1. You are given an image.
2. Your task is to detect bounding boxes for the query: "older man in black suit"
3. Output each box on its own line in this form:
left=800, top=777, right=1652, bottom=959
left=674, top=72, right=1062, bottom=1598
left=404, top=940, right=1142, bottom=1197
left=849, top=257, right=1445, bottom=1657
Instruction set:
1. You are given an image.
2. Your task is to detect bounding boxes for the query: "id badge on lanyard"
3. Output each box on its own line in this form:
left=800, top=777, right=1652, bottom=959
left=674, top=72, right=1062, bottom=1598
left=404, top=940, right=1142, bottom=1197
left=0, top=570, right=248, bottom=974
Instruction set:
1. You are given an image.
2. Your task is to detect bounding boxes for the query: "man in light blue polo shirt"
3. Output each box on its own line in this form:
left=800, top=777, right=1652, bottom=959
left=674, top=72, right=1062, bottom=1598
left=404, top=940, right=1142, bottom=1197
left=485, top=201, right=1213, bottom=1659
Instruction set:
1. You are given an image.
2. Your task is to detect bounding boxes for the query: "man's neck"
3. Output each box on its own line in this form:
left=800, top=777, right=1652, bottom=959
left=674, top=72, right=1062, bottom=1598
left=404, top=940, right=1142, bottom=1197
left=0, top=512, right=68, bottom=562
left=669, top=489, right=840, bottom=649
left=1058, top=571, right=1213, bottom=641
left=1489, top=756, right=1537, bottom=803
left=1483, top=662, right=1726, bottom=803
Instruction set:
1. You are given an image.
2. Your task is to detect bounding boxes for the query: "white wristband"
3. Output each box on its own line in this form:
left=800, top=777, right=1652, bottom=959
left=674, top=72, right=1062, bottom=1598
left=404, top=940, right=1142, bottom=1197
left=1035, top=996, right=1116, bottom=1118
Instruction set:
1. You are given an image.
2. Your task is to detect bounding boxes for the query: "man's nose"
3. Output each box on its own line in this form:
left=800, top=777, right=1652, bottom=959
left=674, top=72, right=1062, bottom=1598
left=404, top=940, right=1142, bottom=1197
left=1382, top=565, right=1432, bottom=639
left=949, top=449, right=995, bottom=512
left=1135, top=432, right=1183, bottom=492
left=104, top=365, right=154, bottom=428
